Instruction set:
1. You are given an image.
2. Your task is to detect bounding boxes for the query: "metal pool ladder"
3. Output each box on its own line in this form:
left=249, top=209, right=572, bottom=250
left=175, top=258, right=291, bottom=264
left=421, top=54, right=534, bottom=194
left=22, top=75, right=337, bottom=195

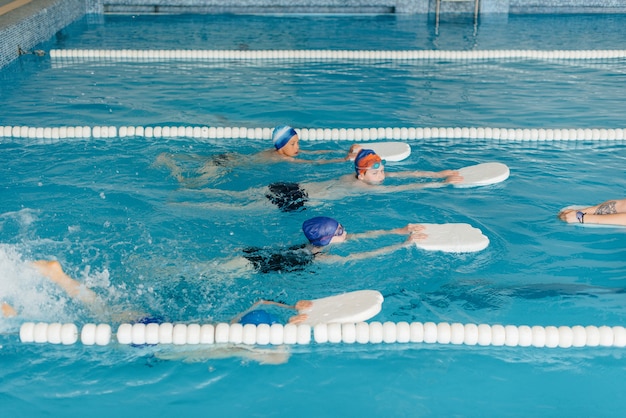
left=435, top=0, right=480, bottom=27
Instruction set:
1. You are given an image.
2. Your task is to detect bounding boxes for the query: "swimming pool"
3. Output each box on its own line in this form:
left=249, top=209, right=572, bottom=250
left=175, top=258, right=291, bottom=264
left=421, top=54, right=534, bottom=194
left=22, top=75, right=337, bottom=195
left=2, top=13, right=626, bottom=417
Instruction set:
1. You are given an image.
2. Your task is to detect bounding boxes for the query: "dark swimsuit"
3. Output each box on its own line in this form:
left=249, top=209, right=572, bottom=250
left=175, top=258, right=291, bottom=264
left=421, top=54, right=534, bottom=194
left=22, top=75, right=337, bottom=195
left=242, top=244, right=315, bottom=273
left=210, top=153, right=236, bottom=167
left=265, top=182, right=309, bottom=212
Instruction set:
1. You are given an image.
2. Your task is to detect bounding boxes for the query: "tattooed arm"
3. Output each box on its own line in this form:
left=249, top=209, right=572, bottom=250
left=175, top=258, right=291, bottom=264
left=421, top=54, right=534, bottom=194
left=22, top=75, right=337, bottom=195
left=558, top=199, right=626, bottom=226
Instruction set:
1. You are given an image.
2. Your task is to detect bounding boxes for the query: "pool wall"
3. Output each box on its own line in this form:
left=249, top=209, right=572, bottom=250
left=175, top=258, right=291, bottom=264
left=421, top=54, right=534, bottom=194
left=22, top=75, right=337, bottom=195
left=0, top=0, right=88, bottom=68
left=2, top=0, right=626, bottom=68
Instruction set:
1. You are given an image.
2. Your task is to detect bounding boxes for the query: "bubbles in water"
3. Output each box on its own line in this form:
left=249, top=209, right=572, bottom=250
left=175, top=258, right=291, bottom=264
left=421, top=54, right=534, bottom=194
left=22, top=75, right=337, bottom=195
left=0, top=244, right=73, bottom=325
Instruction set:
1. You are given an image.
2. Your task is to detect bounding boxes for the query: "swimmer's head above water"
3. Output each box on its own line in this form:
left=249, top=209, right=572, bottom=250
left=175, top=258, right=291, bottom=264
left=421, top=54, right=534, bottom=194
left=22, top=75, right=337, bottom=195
left=302, top=216, right=347, bottom=247
left=272, top=125, right=300, bottom=157
left=354, top=149, right=386, bottom=184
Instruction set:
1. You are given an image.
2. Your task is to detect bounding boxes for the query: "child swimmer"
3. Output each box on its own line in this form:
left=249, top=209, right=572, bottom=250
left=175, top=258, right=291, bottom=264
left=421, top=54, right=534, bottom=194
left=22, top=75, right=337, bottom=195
left=155, top=125, right=360, bottom=188
left=225, top=216, right=426, bottom=275
left=185, top=148, right=463, bottom=212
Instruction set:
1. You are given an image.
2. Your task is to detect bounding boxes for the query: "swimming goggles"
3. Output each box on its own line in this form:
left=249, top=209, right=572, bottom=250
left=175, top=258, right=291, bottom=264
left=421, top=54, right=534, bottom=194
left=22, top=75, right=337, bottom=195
left=356, top=159, right=386, bottom=171
left=369, top=160, right=385, bottom=170
left=334, top=224, right=345, bottom=237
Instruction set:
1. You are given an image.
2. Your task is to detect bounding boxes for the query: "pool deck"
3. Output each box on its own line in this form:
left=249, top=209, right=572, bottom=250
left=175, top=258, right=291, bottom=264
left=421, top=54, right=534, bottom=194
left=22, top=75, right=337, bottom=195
left=2, top=0, right=626, bottom=68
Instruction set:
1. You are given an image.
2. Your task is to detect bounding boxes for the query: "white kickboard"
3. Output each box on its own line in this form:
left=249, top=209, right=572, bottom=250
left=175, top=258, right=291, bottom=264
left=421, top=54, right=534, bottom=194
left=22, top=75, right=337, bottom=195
left=351, top=142, right=412, bottom=162
left=415, top=223, right=489, bottom=253
left=454, top=162, right=510, bottom=188
left=298, top=290, right=384, bottom=325
left=560, top=206, right=625, bottom=228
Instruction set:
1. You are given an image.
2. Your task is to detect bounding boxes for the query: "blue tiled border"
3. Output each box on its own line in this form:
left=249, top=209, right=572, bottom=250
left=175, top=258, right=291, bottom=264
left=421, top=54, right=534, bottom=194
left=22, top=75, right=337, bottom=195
left=0, top=0, right=87, bottom=68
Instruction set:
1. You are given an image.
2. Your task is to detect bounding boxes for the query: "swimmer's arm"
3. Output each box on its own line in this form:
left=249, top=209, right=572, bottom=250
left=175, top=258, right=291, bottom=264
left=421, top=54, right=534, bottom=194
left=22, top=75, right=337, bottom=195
left=302, top=144, right=362, bottom=157
left=341, top=240, right=416, bottom=262
left=298, top=150, right=335, bottom=155
left=280, top=151, right=350, bottom=165
left=346, top=144, right=364, bottom=160
left=319, top=235, right=425, bottom=263
left=387, top=170, right=462, bottom=181
left=366, top=182, right=446, bottom=194
left=349, top=224, right=425, bottom=240
left=298, top=144, right=362, bottom=162
left=582, top=213, right=626, bottom=225
left=289, top=156, right=351, bottom=165
left=230, top=299, right=306, bottom=324
left=558, top=210, right=626, bottom=226
left=230, top=301, right=267, bottom=324
left=348, top=243, right=408, bottom=261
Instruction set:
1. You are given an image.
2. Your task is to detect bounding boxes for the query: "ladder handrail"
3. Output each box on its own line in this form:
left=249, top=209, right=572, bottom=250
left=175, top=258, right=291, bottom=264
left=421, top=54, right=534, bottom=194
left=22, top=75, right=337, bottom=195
left=435, top=0, right=480, bottom=28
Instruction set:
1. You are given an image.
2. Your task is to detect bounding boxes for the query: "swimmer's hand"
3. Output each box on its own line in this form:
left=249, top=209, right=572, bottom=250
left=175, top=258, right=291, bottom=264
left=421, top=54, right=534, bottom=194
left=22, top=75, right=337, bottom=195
left=395, top=224, right=425, bottom=234
left=443, top=172, right=464, bottom=184
left=346, top=144, right=363, bottom=160
left=437, top=169, right=458, bottom=178
left=288, top=313, right=309, bottom=324
left=406, top=232, right=428, bottom=245
left=558, top=209, right=578, bottom=223
left=295, top=300, right=313, bottom=311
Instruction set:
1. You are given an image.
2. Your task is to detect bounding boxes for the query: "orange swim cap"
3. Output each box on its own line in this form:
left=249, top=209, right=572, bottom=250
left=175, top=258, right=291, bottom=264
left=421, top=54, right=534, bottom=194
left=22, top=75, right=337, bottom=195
left=354, top=149, right=382, bottom=176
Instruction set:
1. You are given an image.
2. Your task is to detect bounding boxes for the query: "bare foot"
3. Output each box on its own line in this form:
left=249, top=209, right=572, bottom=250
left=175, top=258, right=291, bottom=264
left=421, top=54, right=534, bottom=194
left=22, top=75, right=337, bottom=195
left=32, top=260, right=97, bottom=304
left=2, top=302, right=17, bottom=318
left=32, top=260, right=68, bottom=286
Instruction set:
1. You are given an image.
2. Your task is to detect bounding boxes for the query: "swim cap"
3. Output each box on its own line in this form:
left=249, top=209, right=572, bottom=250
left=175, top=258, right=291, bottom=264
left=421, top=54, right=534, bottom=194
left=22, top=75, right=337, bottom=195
left=272, top=125, right=298, bottom=150
left=302, top=216, right=340, bottom=247
left=136, top=316, right=164, bottom=325
left=354, top=149, right=382, bottom=175
left=239, top=310, right=280, bottom=326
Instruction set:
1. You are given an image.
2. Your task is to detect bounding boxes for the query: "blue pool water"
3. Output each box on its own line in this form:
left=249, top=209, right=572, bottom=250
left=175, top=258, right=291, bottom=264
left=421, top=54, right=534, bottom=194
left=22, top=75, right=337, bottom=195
left=1, top=13, right=626, bottom=417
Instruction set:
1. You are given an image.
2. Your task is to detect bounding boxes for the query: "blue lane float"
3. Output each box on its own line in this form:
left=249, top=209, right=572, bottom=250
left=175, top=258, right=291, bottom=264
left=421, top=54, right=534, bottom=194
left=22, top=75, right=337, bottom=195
left=18, top=321, right=626, bottom=348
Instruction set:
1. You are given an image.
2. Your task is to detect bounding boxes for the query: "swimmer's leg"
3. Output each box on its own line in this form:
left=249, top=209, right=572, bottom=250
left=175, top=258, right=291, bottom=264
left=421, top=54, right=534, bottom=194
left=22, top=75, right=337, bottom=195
left=204, top=256, right=255, bottom=278
left=178, top=158, right=229, bottom=188
left=235, top=345, right=290, bottom=365
left=174, top=186, right=270, bottom=212
left=155, top=344, right=290, bottom=365
left=155, top=153, right=236, bottom=188
left=172, top=200, right=269, bottom=214
left=154, top=153, right=186, bottom=183
left=32, top=260, right=97, bottom=305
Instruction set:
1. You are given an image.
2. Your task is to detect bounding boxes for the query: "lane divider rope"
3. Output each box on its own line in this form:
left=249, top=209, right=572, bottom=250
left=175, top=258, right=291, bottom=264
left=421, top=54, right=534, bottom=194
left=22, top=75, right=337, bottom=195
left=48, top=49, right=626, bottom=61
left=19, top=321, right=626, bottom=348
left=1, top=125, right=626, bottom=142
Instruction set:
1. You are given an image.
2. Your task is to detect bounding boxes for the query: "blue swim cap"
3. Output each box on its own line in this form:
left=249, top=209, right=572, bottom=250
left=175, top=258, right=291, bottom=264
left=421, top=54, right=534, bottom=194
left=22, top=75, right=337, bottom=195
left=239, top=310, right=280, bottom=326
left=272, top=125, right=297, bottom=150
left=302, top=216, right=340, bottom=247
